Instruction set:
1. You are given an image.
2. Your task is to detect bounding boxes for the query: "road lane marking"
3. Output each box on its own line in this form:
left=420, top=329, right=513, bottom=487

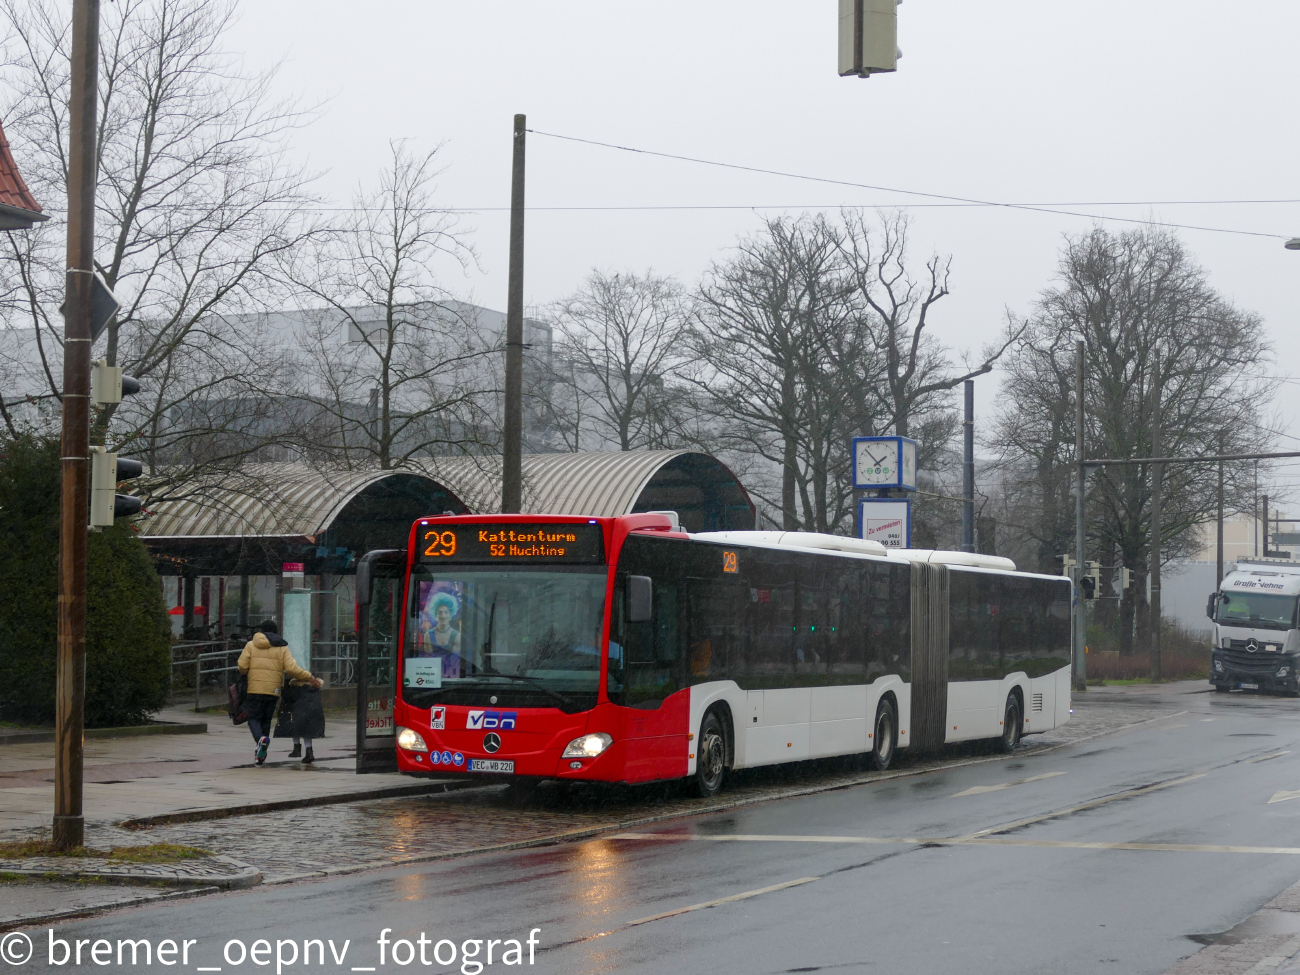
left=624, top=877, right=820, bottom=926
left=1269, top=789, right=1300, bottom=804
left=951, top=771, right=1067, bottom=797
left=1250, top=751, right=1291, bottom=764
left=611, top=833, right=1300, bottom=855
left=1163, top=724, right=1188, bottom=730
left=614, top=833, right=897, bottom=845
left=959, top=772, right=1207, bottom=838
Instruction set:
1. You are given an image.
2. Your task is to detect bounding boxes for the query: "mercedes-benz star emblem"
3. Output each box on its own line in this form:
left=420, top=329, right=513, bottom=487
left=483, top=732, right=501, bottom=754
left=1247, top=640, right=1259, bottom=653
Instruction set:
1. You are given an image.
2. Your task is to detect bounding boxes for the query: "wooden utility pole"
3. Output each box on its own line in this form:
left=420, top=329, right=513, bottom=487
left=501, top=114, right=526, bottom=513
left=54, top=0, right=100, bottom=851
left=1149, top=354, right=1163, bottom=683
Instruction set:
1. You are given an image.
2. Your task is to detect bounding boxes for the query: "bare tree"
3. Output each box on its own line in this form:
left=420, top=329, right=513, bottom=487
left=694, top=214, right=869, bottom=533
left=0, top=0, right=319, bottom=501
left=992, top=227, right=1274, bottom=652
left=281, top=142, right=494, bottom=470
left=541, top=270, right=693, bottom=452
left=838, top=210, right=1020, bottom=443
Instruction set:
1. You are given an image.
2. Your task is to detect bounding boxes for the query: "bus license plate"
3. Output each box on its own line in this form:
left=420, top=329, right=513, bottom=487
left=469, top=759, right=514, bottom=773
left=1241, top=682, right=1259, bottom=690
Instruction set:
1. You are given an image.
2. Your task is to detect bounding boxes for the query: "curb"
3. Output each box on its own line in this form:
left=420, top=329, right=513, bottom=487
left=119, top=780, right=474, bottom=829
left=0, top=855, right=260, bottom=890
left=0, top=722, right=207, bottom=746
left=0, top=885, right=222, bottom=934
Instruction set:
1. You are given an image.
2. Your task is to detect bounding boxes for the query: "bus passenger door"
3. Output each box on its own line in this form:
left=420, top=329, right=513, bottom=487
left=355, top=549, right=406, bottom=774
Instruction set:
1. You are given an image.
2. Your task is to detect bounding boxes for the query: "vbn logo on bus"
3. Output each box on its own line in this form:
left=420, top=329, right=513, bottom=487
left=467, top=709, right=518, bottom=731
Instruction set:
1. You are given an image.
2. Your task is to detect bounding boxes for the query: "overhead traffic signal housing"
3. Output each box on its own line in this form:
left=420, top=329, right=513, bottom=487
left=838, top=0, right=900, bottom=78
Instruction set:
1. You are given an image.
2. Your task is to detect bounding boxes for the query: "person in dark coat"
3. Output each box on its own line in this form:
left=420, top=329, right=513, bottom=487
left=275, top=674, right=326, bottom=764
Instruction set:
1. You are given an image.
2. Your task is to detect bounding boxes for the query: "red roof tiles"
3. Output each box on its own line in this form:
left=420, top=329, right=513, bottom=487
left=0, top=118, right=43, bottom=215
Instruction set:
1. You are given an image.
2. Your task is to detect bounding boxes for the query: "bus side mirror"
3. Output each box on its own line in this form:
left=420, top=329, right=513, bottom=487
left=1206, top=594, right=1216, bottom=620
left=357, top=561, right=373, bottom=607
left=627, top=575, right=653, bottom=623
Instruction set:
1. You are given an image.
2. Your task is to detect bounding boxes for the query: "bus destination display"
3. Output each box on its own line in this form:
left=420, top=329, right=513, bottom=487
left=420, top=523, right=605, bottom=563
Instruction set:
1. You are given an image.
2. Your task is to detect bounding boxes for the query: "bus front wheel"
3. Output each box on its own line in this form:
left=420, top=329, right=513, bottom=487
left=691, top=711, right=728, bottom=798
left=997, top=693, right=1022, bottom=753
left=867, top=698, right=897, bottom=771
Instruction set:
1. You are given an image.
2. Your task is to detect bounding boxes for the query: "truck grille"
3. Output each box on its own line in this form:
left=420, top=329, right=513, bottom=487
left=1218, top=650, right=1286, bottom=675
left=1228, top=639, right=1284, bottom=651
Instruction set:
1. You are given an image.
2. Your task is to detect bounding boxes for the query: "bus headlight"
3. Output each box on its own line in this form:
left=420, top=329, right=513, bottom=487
left=396, top=726, right=429, bottom=752
left=1278, top=667, right=1290, bottom=678
left=562, top=733, right=613, bottom=759
left=1214, top=659, right=1224, bottom=672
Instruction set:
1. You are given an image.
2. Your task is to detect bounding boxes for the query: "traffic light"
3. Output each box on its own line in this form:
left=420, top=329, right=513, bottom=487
left=838, top=0, right=900, bottom=78
left=88, top=358, right=143, bottom=529
left=90, top=359, right=140, bottom=408
left=89, top=448, right=143, bottom=528
left=1083, top=561, right=1101, bottom=600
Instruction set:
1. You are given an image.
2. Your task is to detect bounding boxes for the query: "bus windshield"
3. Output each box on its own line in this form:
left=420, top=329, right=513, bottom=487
left=402, top=565, right=608, bottom=712
left=1218, top=591, right=1298, bottom=629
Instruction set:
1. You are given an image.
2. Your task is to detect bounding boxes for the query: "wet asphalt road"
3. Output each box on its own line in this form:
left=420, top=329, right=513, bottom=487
left=43, top=689, right=1300, bottom=975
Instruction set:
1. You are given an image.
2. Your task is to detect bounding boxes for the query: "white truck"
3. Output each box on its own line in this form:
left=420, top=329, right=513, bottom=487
left=1208, top=557, right=1300, bottom=695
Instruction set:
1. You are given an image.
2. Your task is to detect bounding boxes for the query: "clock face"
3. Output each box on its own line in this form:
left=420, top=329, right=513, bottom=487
left=855, top=439, right=900, bottom=487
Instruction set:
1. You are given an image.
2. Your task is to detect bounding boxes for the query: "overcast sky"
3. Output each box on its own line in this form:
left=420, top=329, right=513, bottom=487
left=226, top=1, right=1300, bottom=487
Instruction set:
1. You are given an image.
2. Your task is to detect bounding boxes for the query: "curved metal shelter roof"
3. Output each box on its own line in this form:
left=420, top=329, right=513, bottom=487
left=420, top=450, right=754, bottom=532
left=141, top=451, right=753, bottom=575
left=141, top=464, right=468, bottom=540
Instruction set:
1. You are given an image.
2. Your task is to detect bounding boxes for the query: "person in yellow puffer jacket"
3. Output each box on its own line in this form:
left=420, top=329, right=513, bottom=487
left=238, top=621, right=321, bottom=766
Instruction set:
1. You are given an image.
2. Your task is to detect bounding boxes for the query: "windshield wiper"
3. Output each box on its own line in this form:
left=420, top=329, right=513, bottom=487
left=476, top=670, right=578, bottom=710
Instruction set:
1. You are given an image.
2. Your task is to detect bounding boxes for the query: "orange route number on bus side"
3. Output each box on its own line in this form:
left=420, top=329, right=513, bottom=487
left=423, top=530, right=457, bottom=557
left=722, top=551, right=738, bottom=573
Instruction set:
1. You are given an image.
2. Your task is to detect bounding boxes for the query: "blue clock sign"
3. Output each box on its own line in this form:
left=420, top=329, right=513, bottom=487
left=852, top=436, right=918, bottom=491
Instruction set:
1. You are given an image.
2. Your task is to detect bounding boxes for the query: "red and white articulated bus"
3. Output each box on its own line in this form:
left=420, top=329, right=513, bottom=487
left=353, top=513, right=1073, bottom=796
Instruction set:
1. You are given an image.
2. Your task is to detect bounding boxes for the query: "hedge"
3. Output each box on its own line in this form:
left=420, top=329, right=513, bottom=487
left=0, top=434, right=171, bottom=726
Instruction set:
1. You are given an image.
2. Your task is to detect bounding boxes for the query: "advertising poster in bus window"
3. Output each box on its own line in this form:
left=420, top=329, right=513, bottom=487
left=416, top=579, right=464, bottom=678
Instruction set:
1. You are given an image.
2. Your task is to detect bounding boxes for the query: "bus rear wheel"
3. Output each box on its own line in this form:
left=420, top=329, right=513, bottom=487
left=691, top=711, right=727, bottom=798
left=867, top=698, right=897, bottom=771
left=997, top=693, right=1022, bottom=753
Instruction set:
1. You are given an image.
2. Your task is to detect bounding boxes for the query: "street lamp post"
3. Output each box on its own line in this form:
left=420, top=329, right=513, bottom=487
left=1286, top=238, right=1300, bottom=251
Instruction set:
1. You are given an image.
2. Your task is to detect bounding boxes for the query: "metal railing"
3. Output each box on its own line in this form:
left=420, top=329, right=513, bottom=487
left=170, top=637, right=362, bottom=710
left=312, top=641, right=359, bottom=688
left=171, top=646, right=243, bottom=712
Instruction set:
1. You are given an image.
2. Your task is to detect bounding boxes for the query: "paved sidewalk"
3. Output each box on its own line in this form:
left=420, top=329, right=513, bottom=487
left=0, top=706, right=454, bottom=834
left=1167, top=881, right=1300, bottom=975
